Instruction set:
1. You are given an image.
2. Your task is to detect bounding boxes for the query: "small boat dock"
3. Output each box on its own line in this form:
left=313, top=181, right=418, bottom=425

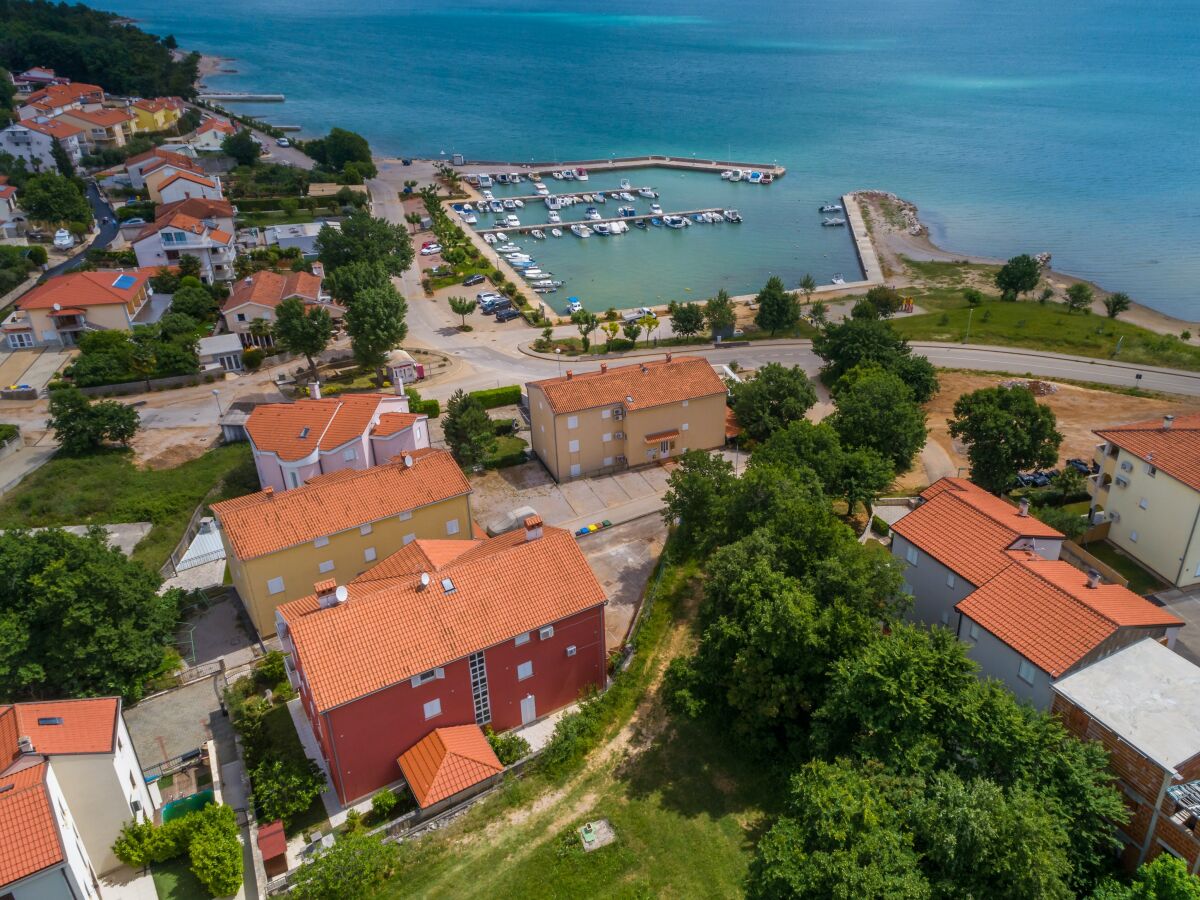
left=476, top=208, right=729, bottom=235
left=460, top=154, right=786, bottom=179
left=482, top=187, right=656, bottom=203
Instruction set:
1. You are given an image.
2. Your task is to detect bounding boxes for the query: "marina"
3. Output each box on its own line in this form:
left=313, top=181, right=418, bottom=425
left=459, top=154, right=787, bottom=179
left=474, top=208, right=734, bottom=236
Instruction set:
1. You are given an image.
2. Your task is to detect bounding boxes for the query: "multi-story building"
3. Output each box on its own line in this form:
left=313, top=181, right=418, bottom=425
left=17, top=82, right=105, bottom=121
left=146, top=169, right=223, bottom=205
left=189, top=117, right=238, bottom=152
left=277, top=516, right=608, bottom=804
left=0, top=697, right=159, bottom=899
left=11, top=67, right=70, bottom=95
left=0, top=118, right=84, bottom=172
left=128, top=97, right=184, bottom=134
left=125, top=147, right=201, bottom=191
left=246, top=393, right=430, bottom=491
left=1089, top=413, right=1200, bottom=587
left=55, top=108, right=134, bottom=152
left=131, top=208, right=236, bottom=284
left=1, top=269, right=158, bottom=349
left=220, top=270, right=343, bottom=346
left=1052, top=639, right=1200, bottom=874
left=892, top=477, right=1181, bottom=708
left=212, top=448, right=473, bottom=637
left=0, top=176, right=20, bottom=235
left=527, top=354, right=729, bottom=481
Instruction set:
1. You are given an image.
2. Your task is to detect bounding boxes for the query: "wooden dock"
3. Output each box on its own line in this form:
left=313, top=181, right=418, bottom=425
left=476, top=208, right=732, bottom=235
left=468, top=187, right=656, bottom=204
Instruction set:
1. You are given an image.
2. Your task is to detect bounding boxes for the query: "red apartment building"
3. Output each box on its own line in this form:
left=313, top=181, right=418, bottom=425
left=277, top=516, right=607, bottom=804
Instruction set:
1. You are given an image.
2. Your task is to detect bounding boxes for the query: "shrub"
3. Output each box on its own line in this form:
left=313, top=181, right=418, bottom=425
left=538, top=689, right=607, bottom=777
left=871, top=515, right=891, bottom=537
left=405, top=388, right=440, bottom=418
left=242, top=348, right=265, bottom=371
left=493, top=418, right=516, bottom=436
left=484, top=726, right=531, bottom=765
left=187, top=805, right=243, bottom=897
left=469, top=385, right=522, bottom=409
left=343, top=808, right=365, bottom=833
left=26, top=245, right=48, bottom=266
left=255, top=650, right=287, bottom=689
left=252, top=756, right=327, bottom=825
left=370, top=790, right=397, bottom=821
left=290, top=831, right=399, bottom=900
left=609, top=338, right=636, bottom=352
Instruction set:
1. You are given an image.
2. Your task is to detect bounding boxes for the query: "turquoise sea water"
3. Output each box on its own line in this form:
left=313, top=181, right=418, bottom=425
left=89, top=0, right=1200, bottom=317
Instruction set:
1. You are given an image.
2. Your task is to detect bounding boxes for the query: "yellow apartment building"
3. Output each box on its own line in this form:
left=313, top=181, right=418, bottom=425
left=526, top=354, right=729, bottom=482
left=212, top=449, right=473, bottom=636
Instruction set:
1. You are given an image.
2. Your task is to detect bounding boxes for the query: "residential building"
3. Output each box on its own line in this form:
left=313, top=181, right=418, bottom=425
left=131, top=208, right=236, bottom=284
left=264, top=221, right=332, bottom=258
left=277, top=516, right=608, bottom=803
left=1, top=269, right=156, bottom=349
left=18, top=82, right=105, bottom=121
left=198, top=333, right=246, bottom=373
left=527, top=354, right=728, bottom=481
left=396, top=726, right=504, bottom=811
left=125, top=147, right=201, bottom=191
left=128, top=97, right=184, bottom=134
left=189, top=117, right=237, bottom=152
left=212, top=448, right=473, bottom=637
left=1052, top=639, right=1200, bottom=873
left=11, top=67, right=70, bottom=95
left=0, top=176, right=20, bottom=229
left=1089, top=413, right=1200, bottom=587
left=0, top=697, right=158, bottom=898
left=56, top=108, right=134, bottom=151
left=0, top=119, right=84, bottom=172
left=220, top=270, right=343, bottom=346
left=146, top=169, right=223, bottom=205
left=246, top=393, right=429, bottom=492
left=892, top=477, right=1182, bottom=708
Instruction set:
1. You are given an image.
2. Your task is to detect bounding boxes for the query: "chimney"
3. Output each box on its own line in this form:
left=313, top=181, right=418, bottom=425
left=1017, top=497, right=1030, bottom=517
left=315, top=579, right=345, bottom=609
left=309, top=381, right=321, bottom=400
left=640, top=364, right=648, bottom=374
left=523, top=514, right=544, bottom=542
left=565, top=369, right=573, bottom=380
left=263, top=486, right=274, bottom=499
left=1086, top=568, right=1101, bottom=589
left=1163, top=414, right=1175, bottom=430
left=599, top=362, right=607, bottom=374
left=17, top=736, right=34, bottom=755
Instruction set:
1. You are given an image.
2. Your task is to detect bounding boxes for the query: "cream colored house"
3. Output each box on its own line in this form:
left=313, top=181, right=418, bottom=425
left=1, top=269, right=156, bottom=349
left=212, top=449, right=474, bottom=637
left=1089, top=413, right=1200, bottom=588
left=145, top=168, right=223, bottom=204
left=220, top=270, right=343, bottom=347
left=526, top=354, right=729, bottom=482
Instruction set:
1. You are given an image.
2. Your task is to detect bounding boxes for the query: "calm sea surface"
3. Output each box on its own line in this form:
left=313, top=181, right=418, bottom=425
left=90, top=0, right=1200, bottom=317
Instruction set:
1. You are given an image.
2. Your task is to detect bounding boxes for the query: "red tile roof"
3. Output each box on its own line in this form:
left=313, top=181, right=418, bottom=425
left=132, top=97, right=184, bottom=114
left=0, top=762, right=63, bottom=887
left=17, top=270, right=150, bottom=311
left=246, top=394, right=401, bottom=462
left=397, top=726, right=503, bottom=808
left=892, top=477, right=1063, bottom=585
left=1096, top=413, right=1200, bottom=492
left=372, top=412, right=423, bottom=438
left=156, top=170, right=219, bottom=191
left=134, top=211, right=231, bottom=245
left=957, top=552, right=1182, bottom=677
left=529, top=355, right=726, bottom=415
left=197, top=117, right=237, bottom=135
left=222, top=270, right=324, bottom=313
left=8, top=698, right=119, bottom=755
left=61, top=107, right=132, bottom=127
left=212, top=449, right=470, bottom=560
left=126, top=147, right=200, bottom=171
left=21, top=118, right=82, bottom=140
left=154, top=197, right=235, bottom=222
left=142, top=156, right=204, bottom=178
left=279, top=527, right=607, bottom=711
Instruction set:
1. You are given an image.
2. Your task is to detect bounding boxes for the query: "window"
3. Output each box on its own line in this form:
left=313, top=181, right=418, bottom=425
left=602, top=433, right=612, bottom=442
left=318, top=560, right=334, bottom=573
left=129, top=770, right=137, bottom=790
left=566, top=645, right=577, bottom=657
left=288, top=471, right=300, bottom=488
left=446, top=518, right=460, bottom=536
left=1139, top=498, right=1149, bottom=510
left=1130, top=531, right=1139, bottom=542
left=1017, top=659, right=1036, bottom=685
left=567, top=416, right=578, bottom=430
left=539, top=625, right=555, bottom=640
left=602, top=409, right=611, bottom=419
left=363, top=547, right=376, bottom=562
left=360, top=523, right=373, bottom=535
left=517, top=661, right=533, bottom=681
left=515, top=632, right=531, bottom=646
left=398, top=510, right=412, bottom=521
left=1146, top=464, right=1157, bottom=477
left=968, top=622, right=980, bottom=640
left=403, top=533, right=416, bottom=545
left=411, top=668, right=443, bottom=687
left=568, top=439, right=580, bottom=453
left=423, top=698, right=441, bottom=720
left=681, top=423, right=689, bottom=431
left=946, top=572, right=956, bottom=588
left=343, top=447, right=357, bottom=461
left=314, top=535, right=329, bottom=548
left=267, top=576, right=285, bottom=595
left=117, top=735, right=122, bottom=752
left=905, top=545, right=919, bottom=565
left=236, top=313, right=246, bottom=322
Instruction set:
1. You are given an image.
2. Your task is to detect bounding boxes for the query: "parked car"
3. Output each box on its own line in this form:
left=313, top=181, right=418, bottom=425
left=476, top=291, right=502, bottom=303
left=421, top=241, right=438, bottom=248
left=1067, top=458, right=1092, bottom=475
left=419, top=244, right=442, bottom=256
left=276, top=137, right=290, bottom=147
left=496, top=307, right=521, bottom=322
left=463, top=274, right=486, bottom=286
left=621, top=306, right=653, bottom=323
left=121, top=217, right=146, bottom=227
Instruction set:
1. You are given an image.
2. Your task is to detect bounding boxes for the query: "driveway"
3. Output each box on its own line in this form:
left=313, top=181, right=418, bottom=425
left=125, top=676, right=229, bottom=768
left=44, top=181, right=118, bottom=277
left=1151, top=586, right=1200, bottom=666
left=578, top=515, right=667, bottom=649
left=0, top=347, right=73, bottom=392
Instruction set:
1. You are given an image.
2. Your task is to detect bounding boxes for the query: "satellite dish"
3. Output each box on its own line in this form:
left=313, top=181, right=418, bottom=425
left=334, top=585, right=349, bottom=604
left=403, top=454, right=413, bottom=468
left=52, top=302, right=61, bottom=311
left=420, top=572, right=431, bottom=588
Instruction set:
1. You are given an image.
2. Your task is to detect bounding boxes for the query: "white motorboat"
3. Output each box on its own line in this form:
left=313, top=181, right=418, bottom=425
left=534, top=182, right=549, bottom=196
left=610, top=220, right=629, bottom=234
left=462, top=202, right=474, bottom=211
left=728, top=169, right=744, bottom=182
left=506, top=252, right=532, bottom=260
left=720, top=170, right=733, bottom=180
left=592, top=222, right=612, bottom=235
left=821, top=217, right=846, bottom=227
left=619, top=192, right=635, bottom=202
left=584, top=207, right=601, bottom=221
left=619, top=178, right=632, bottom=190
left=567, top=300, right=583, bottom=314
left=531, top=229, right=546, bottom=240
left=575, top=168, right=589, bottom=181
left=550, top=228, right=563, bottom=237
left=638, top=188, right=657, bottom=199
left=545, top=195, right=561, bottom=210
left=551, top=170, right=563, bottom=179
left=649, top=203, right=663, bottom=215
left=663, top=215, right=688, bottom=229
left=723, top=209, right=742, bottom=222
left=463, top=212, right=478, bottom=225
left=484, top=233, right=497, bottom=244
left=548, top=211, right=562, bottom=224
left=533, top=286, right=558, bottom=294
left=478, top=174, right=493, bottom=187
left=496, top=232, right=509, bottom=241
left=504, top=214, right=521, bottom=227
left=532, top=279, right=563, bottom=288
left=594, top=193, right=606, bottom=203
left=581, top=193, right=593, bottom=202
left=513, top=199, right=525, bottom=208
left=523, top=268, right=550, bottom=278
left=562, top=169, right=576, bottom=180
left=509, top=173, right=523, bottom=183
left=570, top=224, right=593, bottom=238
left=819, top=203, right=843, bottom=213
left=502, top=199, right=516, bottom=210
left=831, top=274, right=846, bottom=285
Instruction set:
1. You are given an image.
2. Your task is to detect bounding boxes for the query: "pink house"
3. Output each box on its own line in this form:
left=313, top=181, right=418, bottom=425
left=246, top=393, right=431, bottom=491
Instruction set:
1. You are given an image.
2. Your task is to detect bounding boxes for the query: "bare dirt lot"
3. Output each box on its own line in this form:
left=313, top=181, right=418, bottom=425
left=899, top=372, right=1200, bottom=491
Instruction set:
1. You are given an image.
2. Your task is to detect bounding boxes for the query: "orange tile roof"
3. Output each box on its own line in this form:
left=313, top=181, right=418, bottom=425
left=142, top=156, right=204, bottom=178
left=157, top=170, right=219, bottom=191
left=8, top=698, right=119, bottom=755
left=0, top=186, right=15, bottom=201
left=279, top=527, right=607, bottom=711
left=127, top=147, right=200, bottom=171
left=372, top=412, right=423, bottom=438
left=245, top=394, right=399, bottom=462
left=1096, top=413, right=1200, bottom=492
left=0, top=762, right=63, bottom=887
left=62, top=107, right=132, bottom=127
left=957, top=552, right=1182, bottom=677
left=212, top=449, right=471, bottom=560
left=529, top=355, right=727, bottom=415
left=134, top=211, right=232, bottom=245
left=0, top=707, right=19, bottom=770
left=644, top=428, right=680, bottom=444
left=155, top=197, right=235, bottom=221
left=132, top=97, right=183, bottom=113
left=397, top=726, right=503, bottom=808
left=222, top=270, right=324, bottom=313
left=197, top=117, right=237, bottom=135
left=17, top=270, right=150, bottom=311
left=892, top=477, right=1063, bottom=586
left=21, top=118, right=82, bottom=140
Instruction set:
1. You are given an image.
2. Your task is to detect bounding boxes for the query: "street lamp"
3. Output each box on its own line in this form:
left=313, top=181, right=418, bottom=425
left=555, top=348, right=562, bottom=376
left=211, top=389, right=223, bottom=416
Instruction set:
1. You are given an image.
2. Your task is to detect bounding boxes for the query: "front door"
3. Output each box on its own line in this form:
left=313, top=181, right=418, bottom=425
left=520, top=694, right=536, bottom=725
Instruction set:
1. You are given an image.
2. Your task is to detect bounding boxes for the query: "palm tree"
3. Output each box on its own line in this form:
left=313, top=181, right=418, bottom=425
left=448, top=296, right=476, bottom=328
left=799, top=273, right=817, bottom=306
left=248, top=317, right=273, bottom=349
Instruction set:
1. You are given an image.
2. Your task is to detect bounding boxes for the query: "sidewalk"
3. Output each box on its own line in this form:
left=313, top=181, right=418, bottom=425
left=556, top=493, right=665, bottom=535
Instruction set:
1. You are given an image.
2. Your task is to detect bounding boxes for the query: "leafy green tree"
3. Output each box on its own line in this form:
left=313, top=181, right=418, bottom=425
left=661, top=450, right=736, bottom=553
left=669, top=301, right=705, bottom=338
left=830, top=366, right=927, bottom=471
left=442, top=389, right=496, bottom=467
left=601, top=321, right=618, bottom=347
left=0, top=527, right=177, bottom=702
left=316, top=212, right=413, bottom=274
left=1065, top=282, right=1094, bottom=313
left=48, top=386, right=140, bottom=453
left=19, top=173, right=92, bottom=226
left=621, top=321, right=642, bottom=343
left=305, top=128, right=375, bottom=174
left=948, top=385, right=1062, bottom=494
left=274, top=296, right=333, bottom=385
left=176, top=253, right=202, bottom=280
left=964, top=287, right=985, bottom=307
left=754, top=275, right=799, bottom=335
left=813, top=317, right=938, bottom=402
left=572, top=309, right=599, bottom=351
left=809, top=300, right=828, bottom=327
left=169, top=281, right=217, bottom=322
left=448, top=295, right=476, bottom=328
left=864, top=285, right=904, bottom=318
left=751, top=419, right=847, bottom=489
left=50, top=137, right=74, bottom=177
left=638, top=313, right=660, bottom=343
left=995, top=254, right=1041, bottom=300
left=838, top=447, right=895, bottom=515
left=251, top=756, right=327, bottom=825
left=799, top=272, right=817, bottom=305
left=325, top=259, right=392, bottom=305
left=729, top=362, right=817, bottom=443
left=1103, top=292, right=1133, bottom=320
left=1092, top=854, right=1200, bottom=899
left=222, top=128, right=260, bottom=166
left=1032, top=504, right=1087, bottom=540
left=186, top=804, right=244, bottom=897
left=704, top=289, right=737, bottom=337
left=345, top=285, right=408, bottom=383
left=289, top=831, right=399, bottom=900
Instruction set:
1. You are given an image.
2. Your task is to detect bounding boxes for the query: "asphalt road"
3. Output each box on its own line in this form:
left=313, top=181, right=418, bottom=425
left=44, top=181, right=118, bottom=277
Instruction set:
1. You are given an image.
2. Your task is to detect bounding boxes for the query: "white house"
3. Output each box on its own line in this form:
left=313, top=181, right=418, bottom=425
left=220, top=270, right=343, bottom=346
left=264, top=221, right=333, bottom=258
left=0, top=119, right=84, bottom=172
left=125, top=147, right=201, bottom=191
left=198, top=333, right=246, bottom=372
left=189, top=117, right=237, bottom=152
left=131, top=207, right=237, bottom=284
left=0, top=698, right=159, bottom=898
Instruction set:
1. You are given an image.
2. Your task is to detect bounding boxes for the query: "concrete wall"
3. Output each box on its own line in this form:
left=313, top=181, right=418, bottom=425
left=891, top=533, right=976, bottom=628
left=959, top=613, right=1053, bottom=709
left=223, top=492, right=474, bottom=637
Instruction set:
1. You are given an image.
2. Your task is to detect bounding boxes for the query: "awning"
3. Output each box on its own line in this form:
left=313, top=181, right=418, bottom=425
left=644, top=429, right=680, bottom=444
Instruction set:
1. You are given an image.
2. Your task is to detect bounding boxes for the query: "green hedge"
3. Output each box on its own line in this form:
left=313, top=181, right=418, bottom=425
left=232, top=196, right=340, bottom=212
left=871, top=515, right=891, bottom=537
left=0, top=424, right=18, bottom=444
left=112, top=803, right=243, bottom=897
left=469, top=385, right=522, bottom=410
left=405, top=388, right=440, bottom=418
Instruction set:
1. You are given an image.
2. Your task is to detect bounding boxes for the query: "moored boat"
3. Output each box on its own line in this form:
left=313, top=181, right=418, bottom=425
left=619, top=178, right=632, bottom=190
left=831, top=274, right=846, bottom=285
left=728, top=169, right=744, bottom=182
left=650, top=217, right=664, bottom=227
left=484, top=233, right=497, bottom=244
left=649, top=203, right=663, bottom=215
left=819, top=202, right=843, bottom=213
left=551, top=228, right=563, bottom=237
left=548, top=211, right=562, bottom=224
left=531, top=229, right=546, bottom=239
left=570, top=224, right=593, bottom=237
left=822, top=217, right=846, bottom=227
left=618, top=206, right=637, bottom=217
left=592, top=222, right=612, bottom=235
left=723, top=209, right=742, bottom=222
left=575, top=168, right=589, bottom=180
left=638, top=188, right=657, bottom=199
left=720, top=170, right=733, bottom=179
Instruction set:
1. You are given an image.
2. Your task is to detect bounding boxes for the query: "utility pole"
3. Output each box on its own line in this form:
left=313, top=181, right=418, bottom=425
left=963, top=307, right=974, bottom=344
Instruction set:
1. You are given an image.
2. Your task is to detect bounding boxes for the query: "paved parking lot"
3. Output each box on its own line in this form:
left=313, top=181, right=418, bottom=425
left=577, top=515, right=667, bottom=649
left=125, top=676, right=230, bottom=767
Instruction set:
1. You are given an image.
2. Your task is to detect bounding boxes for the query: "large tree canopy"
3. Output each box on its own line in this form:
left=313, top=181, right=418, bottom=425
left=829, top=366, right=927, bottom=471
left=813, top=317, right=938, bottom=402
left=728, top=362, right=817, bottom=443
left=948, top=385, right=1062, bottom=493
left=316, top=212, right=412, bottom=274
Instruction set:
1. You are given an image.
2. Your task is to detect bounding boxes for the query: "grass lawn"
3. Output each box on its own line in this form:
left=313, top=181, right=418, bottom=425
left=1080, top=540, right=1167, bottom=595
left=429, top=262, right=492, bottom=292
left=260, top=704, right=328, bottom=837
left=484, top=434, right=528, bottom=468
left=0, top=443, right=257, bottom=568
left=151, top=857, right=210, bottom=900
